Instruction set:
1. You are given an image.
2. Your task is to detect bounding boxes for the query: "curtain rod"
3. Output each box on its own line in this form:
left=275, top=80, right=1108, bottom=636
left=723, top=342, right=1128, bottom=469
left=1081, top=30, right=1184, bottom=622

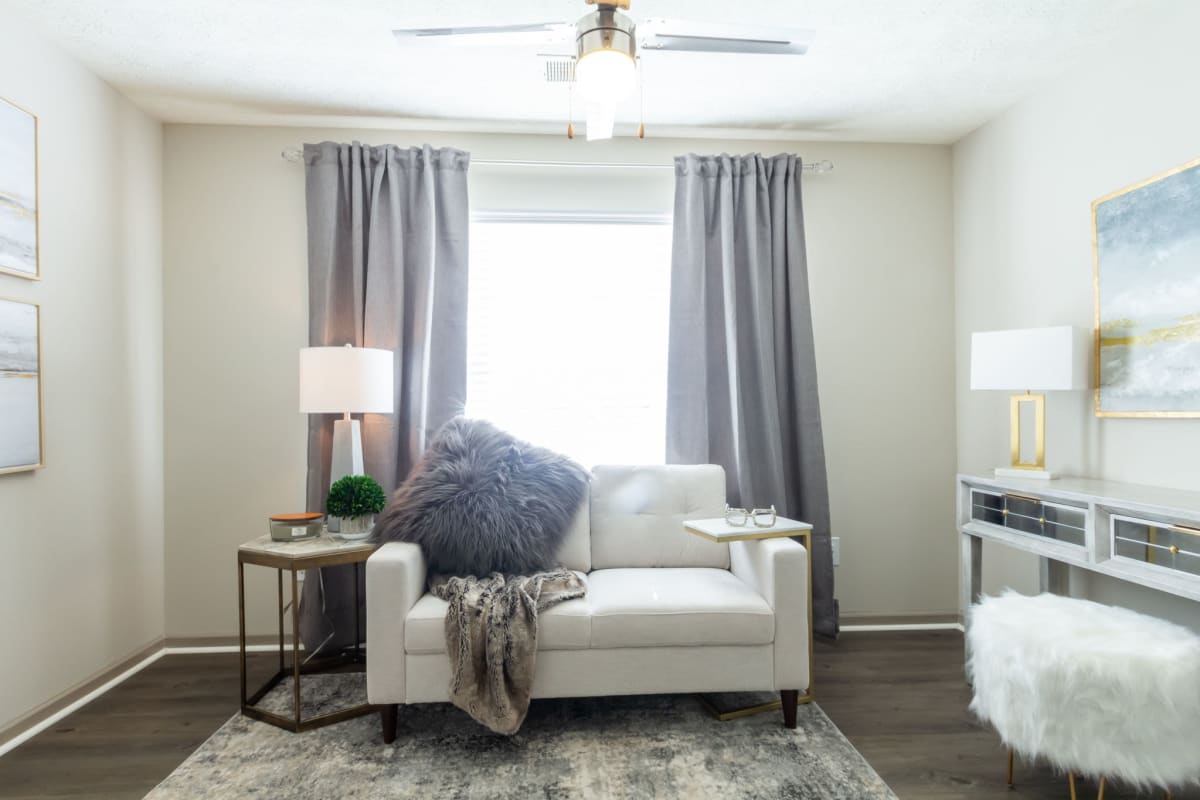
left=280, top=147, right=834, bottom=173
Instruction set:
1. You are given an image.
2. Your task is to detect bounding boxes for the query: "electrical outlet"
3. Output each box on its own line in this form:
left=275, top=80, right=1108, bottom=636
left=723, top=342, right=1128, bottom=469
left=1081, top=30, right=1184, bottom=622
left=831, top=536, right=841, bottom=567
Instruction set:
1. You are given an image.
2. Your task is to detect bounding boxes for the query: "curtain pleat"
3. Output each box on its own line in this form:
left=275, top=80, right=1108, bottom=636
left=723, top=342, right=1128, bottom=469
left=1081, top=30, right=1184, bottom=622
left=666, top=153, right=838, bottom=639
left=299, top=142, right=470, bottom=654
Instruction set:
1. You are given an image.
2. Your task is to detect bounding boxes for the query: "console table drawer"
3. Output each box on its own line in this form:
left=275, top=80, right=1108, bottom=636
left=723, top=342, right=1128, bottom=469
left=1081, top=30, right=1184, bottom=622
left=970, top=489, right=1086, bottom=547
left=1112, top=516, right=1200, bottom=577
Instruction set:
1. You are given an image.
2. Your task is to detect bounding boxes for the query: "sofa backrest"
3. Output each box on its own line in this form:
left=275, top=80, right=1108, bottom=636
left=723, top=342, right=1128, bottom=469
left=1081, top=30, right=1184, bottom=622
left=589, top=464, right=729, bottom=570
left=556, top=495, right=591, bottom=573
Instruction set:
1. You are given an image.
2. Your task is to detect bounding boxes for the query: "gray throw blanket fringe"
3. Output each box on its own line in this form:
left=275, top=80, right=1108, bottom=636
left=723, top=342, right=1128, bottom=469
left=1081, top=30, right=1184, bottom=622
left=429, top=568, right=586, bottom=735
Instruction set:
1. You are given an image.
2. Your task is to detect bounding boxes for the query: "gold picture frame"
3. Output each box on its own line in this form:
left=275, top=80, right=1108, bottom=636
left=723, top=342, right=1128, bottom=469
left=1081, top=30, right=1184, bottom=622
left=0, top=296, right=44, bottom=474
left=1092, top=155, right=1200, bottom=418
left=0, top=94, right=40, bottom=281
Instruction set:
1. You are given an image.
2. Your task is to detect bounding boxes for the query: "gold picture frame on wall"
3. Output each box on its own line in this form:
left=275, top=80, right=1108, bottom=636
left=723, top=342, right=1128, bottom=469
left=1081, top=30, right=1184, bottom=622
left=0, top=296, right=44, bottom=474
left=0, top=95, right=39, bottom=280
left=1092, top=156, right=1200, bottom=418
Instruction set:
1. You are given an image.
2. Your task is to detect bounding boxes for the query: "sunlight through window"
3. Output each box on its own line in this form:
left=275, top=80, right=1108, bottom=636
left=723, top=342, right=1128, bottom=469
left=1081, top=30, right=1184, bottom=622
left=466, top=217, right=672, bottom=468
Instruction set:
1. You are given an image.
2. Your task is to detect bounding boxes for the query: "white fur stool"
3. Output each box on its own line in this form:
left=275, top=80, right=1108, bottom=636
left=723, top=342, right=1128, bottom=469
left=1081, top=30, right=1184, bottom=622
left=967, top=591, right=1200, bottom=799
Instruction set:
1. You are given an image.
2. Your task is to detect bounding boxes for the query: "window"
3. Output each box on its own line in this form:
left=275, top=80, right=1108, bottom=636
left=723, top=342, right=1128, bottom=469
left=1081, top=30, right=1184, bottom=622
left=466, top=214, right=672, bottom=467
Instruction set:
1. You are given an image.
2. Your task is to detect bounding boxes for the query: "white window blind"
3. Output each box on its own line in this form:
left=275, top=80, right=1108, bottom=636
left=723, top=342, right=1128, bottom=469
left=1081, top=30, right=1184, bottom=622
left=466, top=217, right=673, bottom=468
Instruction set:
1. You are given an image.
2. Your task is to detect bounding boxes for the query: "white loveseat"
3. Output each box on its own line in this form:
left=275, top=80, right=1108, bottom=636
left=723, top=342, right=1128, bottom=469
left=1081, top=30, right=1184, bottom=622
left=367, top=464, right=811, bottom=741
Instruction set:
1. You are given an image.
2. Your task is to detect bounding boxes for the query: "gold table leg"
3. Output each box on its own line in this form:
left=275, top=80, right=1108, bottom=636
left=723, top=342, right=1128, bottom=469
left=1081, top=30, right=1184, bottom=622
left=291, top=568, right=301, bottom=728
left=237, top=560, right=247, bottom=709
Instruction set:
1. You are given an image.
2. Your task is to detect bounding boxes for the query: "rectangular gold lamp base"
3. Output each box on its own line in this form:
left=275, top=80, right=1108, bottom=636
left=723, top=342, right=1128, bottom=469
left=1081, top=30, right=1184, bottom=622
left=1009, top=392, right=1047, bottom=471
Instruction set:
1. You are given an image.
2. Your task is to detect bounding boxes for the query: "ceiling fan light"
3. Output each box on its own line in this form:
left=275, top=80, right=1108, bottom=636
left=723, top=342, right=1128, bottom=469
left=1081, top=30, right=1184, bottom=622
left=574, top=7, right=637, bottom=106
left=575, top=49, right=636, bottom=104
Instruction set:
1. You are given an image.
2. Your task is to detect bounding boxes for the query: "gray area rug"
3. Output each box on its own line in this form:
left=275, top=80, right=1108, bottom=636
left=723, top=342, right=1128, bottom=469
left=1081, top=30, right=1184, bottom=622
left=146, top=674, right=895, bottom=799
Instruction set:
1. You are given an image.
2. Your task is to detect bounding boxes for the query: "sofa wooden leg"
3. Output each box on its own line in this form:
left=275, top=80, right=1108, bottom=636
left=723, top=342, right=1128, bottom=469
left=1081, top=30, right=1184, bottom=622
left=381, top=704, right=398, bottom=744
left=781, top=690, right=799, bottom=729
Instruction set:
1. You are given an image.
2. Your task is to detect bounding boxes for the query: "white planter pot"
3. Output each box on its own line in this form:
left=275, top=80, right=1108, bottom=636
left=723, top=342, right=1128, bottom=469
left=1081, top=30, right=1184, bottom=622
left=336, top=515, right=375, bottom=540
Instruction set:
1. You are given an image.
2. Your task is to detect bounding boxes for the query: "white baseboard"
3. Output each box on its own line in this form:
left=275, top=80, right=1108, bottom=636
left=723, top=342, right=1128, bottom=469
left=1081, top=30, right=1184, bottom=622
left=0, top=649, right=165, bottom=759
left=164, top=644, right=287, bottom=655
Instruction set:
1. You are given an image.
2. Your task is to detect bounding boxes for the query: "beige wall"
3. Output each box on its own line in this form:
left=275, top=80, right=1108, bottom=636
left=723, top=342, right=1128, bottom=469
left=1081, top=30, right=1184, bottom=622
left=953, top=4, right=1200, bottom=626
left=163, top=126, right=956, bottom=638
left=0, top=12, right=164, bottom=731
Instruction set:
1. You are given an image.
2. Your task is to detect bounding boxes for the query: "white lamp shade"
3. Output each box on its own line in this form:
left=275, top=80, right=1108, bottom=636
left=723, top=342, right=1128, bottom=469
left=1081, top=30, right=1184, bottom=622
left=299, top=346, right=394, bottom=414
left=970, top=326, right=1088, bottom=391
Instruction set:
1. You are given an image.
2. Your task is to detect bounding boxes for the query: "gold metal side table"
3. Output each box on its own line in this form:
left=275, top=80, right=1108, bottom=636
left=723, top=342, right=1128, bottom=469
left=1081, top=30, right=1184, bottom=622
left=683, top=516, right=815, bottom=722
left=237, top=534, right=378, bottom=732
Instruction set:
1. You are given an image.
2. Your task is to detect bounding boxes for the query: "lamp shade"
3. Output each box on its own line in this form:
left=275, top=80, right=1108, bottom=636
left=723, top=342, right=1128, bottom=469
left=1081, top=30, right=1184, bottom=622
left=970, top=326, right=1088, bottom=391
left=299, top=346, right=394, bottom=414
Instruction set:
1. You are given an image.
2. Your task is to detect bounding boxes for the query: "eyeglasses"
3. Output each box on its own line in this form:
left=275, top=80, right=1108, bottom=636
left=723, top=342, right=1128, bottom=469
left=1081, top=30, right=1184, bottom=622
left=724, top=504, right=777, bottom=528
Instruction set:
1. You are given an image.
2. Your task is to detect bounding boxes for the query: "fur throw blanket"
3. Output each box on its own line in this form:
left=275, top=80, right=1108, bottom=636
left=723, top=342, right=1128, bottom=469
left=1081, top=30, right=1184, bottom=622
left=430, top=569, right=586, bottom=735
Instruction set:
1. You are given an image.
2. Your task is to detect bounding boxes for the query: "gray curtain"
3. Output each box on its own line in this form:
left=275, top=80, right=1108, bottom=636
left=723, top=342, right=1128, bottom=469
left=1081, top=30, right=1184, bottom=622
left=300, top=142, right=470, bottom=654
left=666, top=153, right=837, bottom=639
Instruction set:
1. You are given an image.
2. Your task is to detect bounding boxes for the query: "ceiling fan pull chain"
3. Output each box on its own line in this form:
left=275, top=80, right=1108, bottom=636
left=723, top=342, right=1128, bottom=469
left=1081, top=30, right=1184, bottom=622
left=567, top=75, right=576, bottom=139
left=638, top=56, right=645, bottom=139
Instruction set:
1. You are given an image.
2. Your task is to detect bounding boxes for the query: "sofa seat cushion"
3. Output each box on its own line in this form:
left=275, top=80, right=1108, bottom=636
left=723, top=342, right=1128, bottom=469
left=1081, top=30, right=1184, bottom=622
left=588, top=568, right=774, bottom=649
left=404, top=572, right=592, bottom=655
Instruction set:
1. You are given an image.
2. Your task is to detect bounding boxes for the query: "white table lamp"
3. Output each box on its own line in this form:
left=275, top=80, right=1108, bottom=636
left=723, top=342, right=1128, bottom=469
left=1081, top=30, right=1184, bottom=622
left=970, top=326, right=1087, bottom=480
left=299, top=345, right=394, bottom=486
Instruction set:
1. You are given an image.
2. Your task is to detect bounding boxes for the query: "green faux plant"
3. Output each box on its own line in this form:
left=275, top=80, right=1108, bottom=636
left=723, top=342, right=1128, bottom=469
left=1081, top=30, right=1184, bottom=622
left=326, top=475, right=387, bottom=519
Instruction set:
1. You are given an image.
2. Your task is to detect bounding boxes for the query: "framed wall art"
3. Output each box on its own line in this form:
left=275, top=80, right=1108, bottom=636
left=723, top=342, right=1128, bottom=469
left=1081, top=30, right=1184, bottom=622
left=1093, top=156, right=1200, bottom=417
left=0, top=96, right=38, bottom=280
left=0, top=296, right=43, bottom=474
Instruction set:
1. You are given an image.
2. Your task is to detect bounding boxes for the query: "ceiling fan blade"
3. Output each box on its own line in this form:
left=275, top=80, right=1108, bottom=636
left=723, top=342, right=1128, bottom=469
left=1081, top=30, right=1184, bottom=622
left=393, top=22, right=574, bottom=48
left=638, top=19, right=812, bottom=55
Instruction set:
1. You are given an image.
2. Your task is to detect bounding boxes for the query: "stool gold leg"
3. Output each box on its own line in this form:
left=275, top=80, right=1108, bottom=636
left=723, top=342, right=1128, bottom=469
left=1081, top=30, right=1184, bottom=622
left=1006, top=749, right=1014, bottom=789
left=1096, top=775, right=1106, bottom=800
left=1068, top=771, right=1077, bottom=800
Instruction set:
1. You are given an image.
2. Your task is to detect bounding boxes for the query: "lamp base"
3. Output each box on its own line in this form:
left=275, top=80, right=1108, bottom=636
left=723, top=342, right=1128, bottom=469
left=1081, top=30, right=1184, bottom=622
left=994, top=467, right=1058, bottom=481
left=328, top=418, right=365, bottom=535
left=331, top=417, right=365, bottom=486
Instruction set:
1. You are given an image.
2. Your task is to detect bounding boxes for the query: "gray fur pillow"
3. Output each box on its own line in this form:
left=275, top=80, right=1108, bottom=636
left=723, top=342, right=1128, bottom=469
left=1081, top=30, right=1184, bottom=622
left=377, top=417, right=590, bottom=576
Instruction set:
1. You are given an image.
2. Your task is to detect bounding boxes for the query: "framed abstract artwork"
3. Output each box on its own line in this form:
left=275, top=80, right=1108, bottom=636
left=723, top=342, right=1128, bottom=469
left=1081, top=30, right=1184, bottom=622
left=1093, top=156, right=1200, bottom=417
left=0, top=96, right=38, bottom=280
left=0, top=296, right=43, bottom=474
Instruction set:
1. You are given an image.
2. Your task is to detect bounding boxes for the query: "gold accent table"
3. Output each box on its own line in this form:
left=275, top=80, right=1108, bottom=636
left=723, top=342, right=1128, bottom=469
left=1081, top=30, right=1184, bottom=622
left=682, top=516, right=815, bottom=720
left=237, top=534, right=378, bottom=732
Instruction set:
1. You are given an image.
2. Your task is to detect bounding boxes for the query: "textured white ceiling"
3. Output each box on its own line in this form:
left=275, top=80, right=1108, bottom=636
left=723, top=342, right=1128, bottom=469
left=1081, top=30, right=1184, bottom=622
left=6, top=0, right=1175, bottom=143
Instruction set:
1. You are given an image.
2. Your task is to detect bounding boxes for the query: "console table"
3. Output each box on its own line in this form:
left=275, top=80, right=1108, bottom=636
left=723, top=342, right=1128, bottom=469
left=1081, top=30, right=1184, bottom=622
left=957, top=473, right=1200, bottom=629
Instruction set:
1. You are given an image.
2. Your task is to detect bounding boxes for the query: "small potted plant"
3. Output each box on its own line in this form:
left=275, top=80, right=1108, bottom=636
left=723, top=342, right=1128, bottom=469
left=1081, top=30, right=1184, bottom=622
left=326, top=475, right=387, bottom=540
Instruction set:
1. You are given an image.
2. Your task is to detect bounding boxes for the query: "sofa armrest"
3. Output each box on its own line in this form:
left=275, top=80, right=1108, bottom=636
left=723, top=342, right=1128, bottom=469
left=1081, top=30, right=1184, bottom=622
left=366, top=542, right=427, bottom=705
left=729, top=537, right=810, bottom=692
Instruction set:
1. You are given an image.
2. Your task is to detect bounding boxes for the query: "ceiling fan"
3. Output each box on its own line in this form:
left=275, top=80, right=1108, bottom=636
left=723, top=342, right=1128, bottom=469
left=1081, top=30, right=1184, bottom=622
left=393, top=0, right=813, bottom=141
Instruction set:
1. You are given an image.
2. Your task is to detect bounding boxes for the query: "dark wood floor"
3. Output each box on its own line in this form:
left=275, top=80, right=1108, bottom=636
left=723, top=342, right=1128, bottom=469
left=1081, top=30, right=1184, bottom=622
left=0, top=632, right=1186, bottom=799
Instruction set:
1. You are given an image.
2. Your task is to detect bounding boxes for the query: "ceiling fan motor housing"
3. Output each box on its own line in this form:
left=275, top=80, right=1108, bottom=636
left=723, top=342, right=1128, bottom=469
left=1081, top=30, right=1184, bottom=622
left=576, top=8, right=637, bottom=62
